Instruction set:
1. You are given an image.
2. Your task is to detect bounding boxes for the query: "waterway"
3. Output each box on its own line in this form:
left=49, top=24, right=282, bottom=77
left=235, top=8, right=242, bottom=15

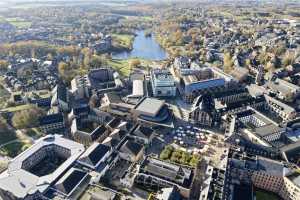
left=112, top=30, right=167, bottom=61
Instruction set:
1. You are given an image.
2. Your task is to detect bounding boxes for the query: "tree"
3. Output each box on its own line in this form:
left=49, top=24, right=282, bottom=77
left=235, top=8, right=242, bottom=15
left=47, top=53, right=53, bottom=60
left=265, top=61, right=275, bottom=72
left=89, top=55, right=105, bottom=69
left=130, top=59, right=141, bottom=69
left=282, top=51, right=295, bottom=67
left=0, top=60, right=9, bottom=71
left=0, top=116, right=8, bottom=131
left=258, top=51, right=269, bottom=65
left=58, top=62, right=69, bottom=78
left=12, top=106, right=45, bottom=129
left=223, top=52, right=234, bottom=73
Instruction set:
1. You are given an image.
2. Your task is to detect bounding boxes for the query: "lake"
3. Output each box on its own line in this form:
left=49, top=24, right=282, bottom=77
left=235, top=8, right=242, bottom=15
left=112, top=30, right=167, bottom=61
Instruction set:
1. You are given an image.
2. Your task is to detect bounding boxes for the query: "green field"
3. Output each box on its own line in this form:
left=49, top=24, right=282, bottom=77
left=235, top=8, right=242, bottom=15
left=6, top=18, right=32, bottom=28
left=1, top=104, right=34, bottom=113
left=142, top=16, right=153, bottom=21
left=0, top=141, right=31, bottom=158
left=255, top=190, right=279, bottom=200
left=107, top=59, right=132, bottom=77
left=107, top=58, right=154, bottom=77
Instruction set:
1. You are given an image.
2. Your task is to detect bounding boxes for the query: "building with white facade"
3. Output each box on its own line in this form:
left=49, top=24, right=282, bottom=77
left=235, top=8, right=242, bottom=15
left=150, top=69, right=176, bottom=97
left=0, top=135, right=84, bottom=200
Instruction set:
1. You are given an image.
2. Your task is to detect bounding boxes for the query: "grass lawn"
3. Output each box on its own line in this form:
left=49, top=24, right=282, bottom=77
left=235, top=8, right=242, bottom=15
left=107, top=59, right=131, bottom=77
left=0, top=84, right=10, bottom=110
left=0, top=130, right=17, bottom=145
left=6, top=17, right=31, bottom=28
left=112, top=34, right=134, bottom=49
left=25, top=128, right=44, bottom=139
left=142, top=16, right=153, bottom=21
left=255, top=189, right=279, bottom=200
left=107, top=58, right=155, bottom=77
left=1, top=104, right=34, bottom=113
left=0, top=141, right=31, bottom=158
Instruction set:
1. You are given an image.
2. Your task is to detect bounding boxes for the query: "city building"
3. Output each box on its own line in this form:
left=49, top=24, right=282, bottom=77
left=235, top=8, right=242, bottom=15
left=71, top=68, right=123, bottom=100
left=173, top=61, right=236, bottom=102
left=119, top=139, right=144, bottom=162
left=150, top=69, right=176, bottom=97
left=237, top=109, right=285, bottom=147
left=265, top=77, right=300, bottom=102
left=264, top=95, right=297, bottom=122
left=135, top=157, right=193, bottom=198
left=54, top=167, right=90, bottom=199
left=71, top=118, right=109, bottom=146
left=51, top=82, right=69, bottom=112
left=38, top=113, right=65, bottom=134
left=189, top=94, right=216, bottom=127
left=132, top=97, right=173, bottom=128
left=130, top=125, right=155, bottom=145
left=100, top=92, right=135, bottom=119
left=77, top=142, right=111, bottom=171
left=227, top=150, right=300, bottom=200
left=0, top=135, right=85, bottom=200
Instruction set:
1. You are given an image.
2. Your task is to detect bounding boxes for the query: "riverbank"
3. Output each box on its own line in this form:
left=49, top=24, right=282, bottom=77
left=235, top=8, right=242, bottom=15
left=111, top=33, right=135, bottom=52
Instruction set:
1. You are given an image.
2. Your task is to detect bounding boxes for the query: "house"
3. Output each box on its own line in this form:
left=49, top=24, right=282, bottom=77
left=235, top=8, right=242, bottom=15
left=265, top=77, right=300, bottom=102
left=135, top=157, right=193, bottom=198
left=51, top=82, right=69, bottom=112
left=54, top=168, right=90, bottom=199
left=130, top=125, right=155, bottom=145
left=71, top=118, right=109, bottom=146
left=119, top=139, right=144, bottom=162
left=77, top=143, right=111, bottom=172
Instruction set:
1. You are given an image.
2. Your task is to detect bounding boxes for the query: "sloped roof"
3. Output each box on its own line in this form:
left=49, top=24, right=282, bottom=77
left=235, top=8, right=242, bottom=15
left=120, top=140, right=143, bottom=156
left=78, top=143, right=110, bottom=167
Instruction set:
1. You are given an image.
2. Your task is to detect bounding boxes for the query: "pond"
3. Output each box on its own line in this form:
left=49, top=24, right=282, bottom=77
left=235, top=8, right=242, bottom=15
left=112, top=30, right=167, bottom=61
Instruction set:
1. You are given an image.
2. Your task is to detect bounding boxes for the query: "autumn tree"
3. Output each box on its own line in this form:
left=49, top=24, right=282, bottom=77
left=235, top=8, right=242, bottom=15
left=0, top=60, right=9, bottom=71
left=12, top=106, right=46, bottom=129
left=223, top=52, right=234, bottom=73
left=89, top=55, right=106, bottom=69
left=58, top=62, right=76, bottom=83
left=130, top=59, right=141, bottom=70
left=282, top=51, right=295, bottom=67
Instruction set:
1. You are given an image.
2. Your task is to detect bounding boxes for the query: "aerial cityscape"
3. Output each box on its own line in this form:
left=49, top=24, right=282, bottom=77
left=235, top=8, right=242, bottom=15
left=0, top=0, right=300, bottom=200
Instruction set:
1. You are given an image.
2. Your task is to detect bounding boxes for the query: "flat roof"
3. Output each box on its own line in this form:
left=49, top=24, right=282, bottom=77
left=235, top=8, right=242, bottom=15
left=132, top=79, right=144, bottom=97
left=135, top=97, right=165, bottom=117
left=0, top=135, right=84, bottom=199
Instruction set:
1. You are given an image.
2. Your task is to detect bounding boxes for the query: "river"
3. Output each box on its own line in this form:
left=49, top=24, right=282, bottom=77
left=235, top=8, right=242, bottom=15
left=112, top=30, right=167, bottom=61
